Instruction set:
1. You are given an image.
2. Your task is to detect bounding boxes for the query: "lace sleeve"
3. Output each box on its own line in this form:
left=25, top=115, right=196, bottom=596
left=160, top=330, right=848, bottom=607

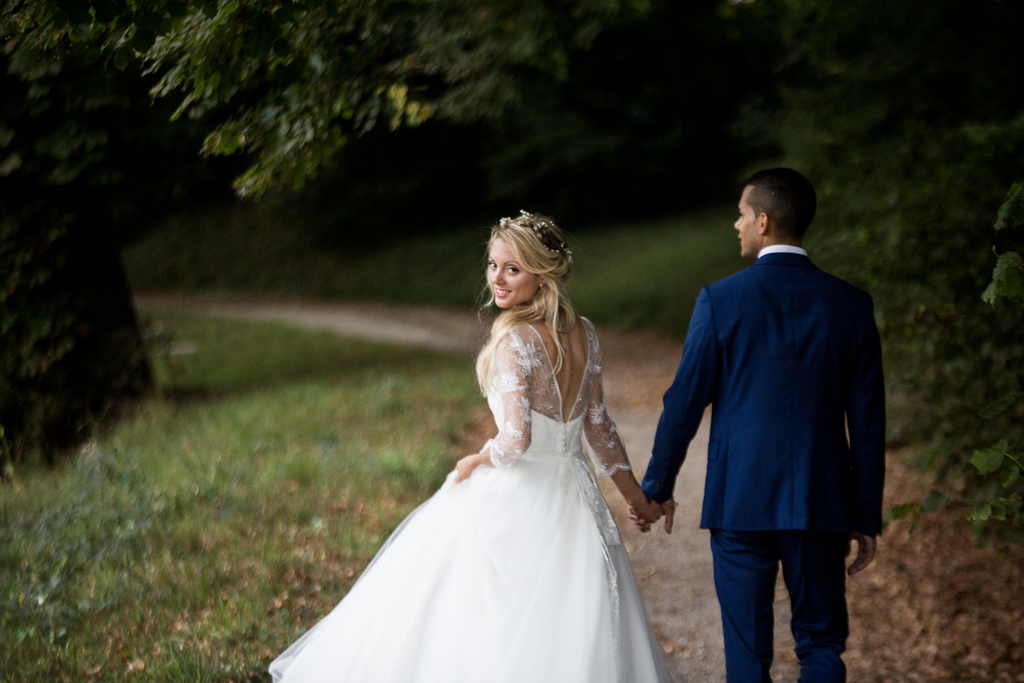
left=489, top=328, right=537, bottom=467
left=583, top=331, right=632, bottom=478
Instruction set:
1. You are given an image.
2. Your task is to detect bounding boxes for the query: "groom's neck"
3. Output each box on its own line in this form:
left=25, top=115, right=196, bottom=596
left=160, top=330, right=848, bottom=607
left=761, top=236, right=804, bottom=249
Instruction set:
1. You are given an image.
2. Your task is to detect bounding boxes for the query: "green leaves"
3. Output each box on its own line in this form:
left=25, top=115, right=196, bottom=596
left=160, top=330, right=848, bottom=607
left=994, top=180, right=1024, bottom=232
left=137, top=0, right=623, bottom=196
left=969, top=499, right=1015, bottom=523
left=201, top=120, right=246, bottom=155
left=10, top=0, right=627, bottom=199
left=968, top=504, right=992, bottom=522
left=964, top=177, right=1024, bottom=543
left=982, top=181, right=1024, bottom=304
left=884, top=501, right=921, bottom=532
left=885, top=490, right=949, bottom=534
left=966, top=438, right=1023, bottom=541
left=971, top=439, right=1008, bottom=476
left=920, top=490, right=949, bottom=513
left=981, top=251, right=1024, bottom=305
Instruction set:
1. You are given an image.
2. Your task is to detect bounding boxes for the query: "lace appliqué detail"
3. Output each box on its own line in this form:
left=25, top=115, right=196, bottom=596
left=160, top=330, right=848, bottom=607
left=489, top=329, right=540, bottom=468
left=582, top=322, right=632, bottom=479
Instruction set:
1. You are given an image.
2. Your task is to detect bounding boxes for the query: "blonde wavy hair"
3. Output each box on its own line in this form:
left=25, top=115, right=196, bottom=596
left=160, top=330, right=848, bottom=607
left=475, top=211, right=575, bottom=393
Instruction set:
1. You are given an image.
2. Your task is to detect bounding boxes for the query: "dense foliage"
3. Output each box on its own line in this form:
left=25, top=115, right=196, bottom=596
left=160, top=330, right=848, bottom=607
left=735, top=0, right=1024, bottom=543
left=6, top=0, right=624, bottom=197
left=966, top=183, right=1024, bottom=540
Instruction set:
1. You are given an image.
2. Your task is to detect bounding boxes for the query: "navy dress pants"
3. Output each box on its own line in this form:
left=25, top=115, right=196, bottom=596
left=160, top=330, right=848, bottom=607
left=710, top=529, right=849, bottom=683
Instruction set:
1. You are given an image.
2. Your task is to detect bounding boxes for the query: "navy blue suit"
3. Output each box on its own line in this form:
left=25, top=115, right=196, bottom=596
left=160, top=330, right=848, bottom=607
left=641, top=252, right=885, bottom=682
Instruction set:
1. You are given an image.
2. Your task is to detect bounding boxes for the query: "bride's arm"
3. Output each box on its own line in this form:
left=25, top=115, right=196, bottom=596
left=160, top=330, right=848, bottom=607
left=583, top=333, right=663, bottom=522
left=455, top=329, right=535, bottom=482
left=597, top=431, right=665, bottom=525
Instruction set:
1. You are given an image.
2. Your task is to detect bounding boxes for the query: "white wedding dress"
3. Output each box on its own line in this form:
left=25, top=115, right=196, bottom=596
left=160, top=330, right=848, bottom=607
left=269, top=319, right=673, bottom=683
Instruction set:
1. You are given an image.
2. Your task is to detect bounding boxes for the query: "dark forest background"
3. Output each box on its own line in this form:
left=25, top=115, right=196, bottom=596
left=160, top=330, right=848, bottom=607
left=2, top=0, right=1022, bottom=542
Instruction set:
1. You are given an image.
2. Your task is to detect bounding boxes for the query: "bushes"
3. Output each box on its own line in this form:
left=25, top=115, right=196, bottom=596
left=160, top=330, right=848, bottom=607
left=965, top=182, right=1024, bottom=542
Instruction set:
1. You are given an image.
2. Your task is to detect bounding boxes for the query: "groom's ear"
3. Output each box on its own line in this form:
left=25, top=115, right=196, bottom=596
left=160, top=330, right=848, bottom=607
left=757, top=212, right=771, bottom=236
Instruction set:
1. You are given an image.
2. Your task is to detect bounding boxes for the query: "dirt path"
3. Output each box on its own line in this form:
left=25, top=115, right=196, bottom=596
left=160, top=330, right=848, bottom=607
left=136, top=293, right=488, bottom=355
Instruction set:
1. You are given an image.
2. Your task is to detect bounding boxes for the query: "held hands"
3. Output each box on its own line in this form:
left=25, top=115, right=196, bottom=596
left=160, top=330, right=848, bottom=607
left=454, top=452, right=491, bottom=483
left=628, top=498, right=677, bottom=534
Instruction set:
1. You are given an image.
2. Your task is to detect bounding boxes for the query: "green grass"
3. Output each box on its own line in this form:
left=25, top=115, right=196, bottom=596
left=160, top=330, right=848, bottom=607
left=125, top=203, right=748, bottom=338
left=569, top=211, right=747, bottom=337
left=124, top=199, right=491, bottom=307
left=0, top=313, right=482, bottom=682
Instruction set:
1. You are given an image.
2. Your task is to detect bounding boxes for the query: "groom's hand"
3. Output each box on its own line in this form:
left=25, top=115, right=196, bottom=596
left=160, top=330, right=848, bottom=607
left=627, top=499, right=663, bottom=532
left=846, top=531, right=877, bottom=576
left=628, top=499, right=677, bottom=534
left=661, top=499, right=678, bottom=535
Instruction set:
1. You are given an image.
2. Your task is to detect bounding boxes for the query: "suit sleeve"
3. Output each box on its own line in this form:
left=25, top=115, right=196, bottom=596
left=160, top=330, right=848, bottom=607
left=846, top=295, right=886, bottom=536
left=642, top=287, right=722, bottom=503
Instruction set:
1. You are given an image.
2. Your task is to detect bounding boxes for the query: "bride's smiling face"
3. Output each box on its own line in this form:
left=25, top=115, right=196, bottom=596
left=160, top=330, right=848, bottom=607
left=488, top=238, right=542, bottom=308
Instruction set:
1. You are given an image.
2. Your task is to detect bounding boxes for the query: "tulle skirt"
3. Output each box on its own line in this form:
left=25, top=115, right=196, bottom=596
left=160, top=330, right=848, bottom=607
left=268, top=454, right=673, bottom=683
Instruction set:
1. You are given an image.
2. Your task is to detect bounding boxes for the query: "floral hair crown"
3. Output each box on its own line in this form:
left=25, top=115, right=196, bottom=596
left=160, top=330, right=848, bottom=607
left=498, top=210, right=572, bottom=261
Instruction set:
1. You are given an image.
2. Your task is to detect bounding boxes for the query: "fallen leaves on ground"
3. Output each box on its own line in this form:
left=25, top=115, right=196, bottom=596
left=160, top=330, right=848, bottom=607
left=845, top=458, right=1024, bottom=682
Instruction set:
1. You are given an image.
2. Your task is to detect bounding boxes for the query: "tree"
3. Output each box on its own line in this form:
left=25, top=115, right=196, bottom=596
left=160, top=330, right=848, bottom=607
left=0, top=29, right=233, bottom=462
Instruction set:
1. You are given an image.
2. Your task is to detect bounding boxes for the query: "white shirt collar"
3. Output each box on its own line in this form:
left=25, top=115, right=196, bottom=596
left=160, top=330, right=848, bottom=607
left=758, top=244, right=808, bottom=259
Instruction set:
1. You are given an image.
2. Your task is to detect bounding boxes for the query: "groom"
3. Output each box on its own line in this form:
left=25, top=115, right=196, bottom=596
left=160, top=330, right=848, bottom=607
left=635, top=168, right=886, bottom=682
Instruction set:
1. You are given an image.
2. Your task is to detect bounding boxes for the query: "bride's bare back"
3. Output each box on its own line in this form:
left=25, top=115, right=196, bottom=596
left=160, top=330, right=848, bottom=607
left=531, top=318, right=590, bottom=422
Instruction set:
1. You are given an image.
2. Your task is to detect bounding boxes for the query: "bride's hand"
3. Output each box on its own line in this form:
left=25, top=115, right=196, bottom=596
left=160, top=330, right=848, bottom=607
left=628, top=497, right=664, bottom=532
left=454, top=452, right=490, bottom=483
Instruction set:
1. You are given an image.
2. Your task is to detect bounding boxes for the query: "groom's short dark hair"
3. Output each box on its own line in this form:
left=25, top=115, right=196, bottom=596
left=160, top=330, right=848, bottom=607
left=744, top=168, right=817, bottom=240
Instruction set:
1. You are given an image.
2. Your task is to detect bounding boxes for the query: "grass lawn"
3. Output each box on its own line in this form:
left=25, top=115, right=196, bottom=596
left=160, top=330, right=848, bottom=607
left=569, top=211, right=748, bottom=337
left=0, top=312, right=483, bottom=682
left=124, top=203, right=748, bottom=338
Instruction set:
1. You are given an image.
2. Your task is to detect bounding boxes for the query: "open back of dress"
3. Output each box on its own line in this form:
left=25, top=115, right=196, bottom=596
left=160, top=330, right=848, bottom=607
left=486, top=319, right=633, bottom=479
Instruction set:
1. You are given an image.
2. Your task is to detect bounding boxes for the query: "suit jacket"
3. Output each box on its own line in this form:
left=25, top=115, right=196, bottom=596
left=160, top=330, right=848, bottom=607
left=641, top=252, right=886, bottom=536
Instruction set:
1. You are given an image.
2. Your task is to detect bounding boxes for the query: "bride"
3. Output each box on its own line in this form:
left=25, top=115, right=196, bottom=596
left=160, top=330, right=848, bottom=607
left=269, top=212, right=673, bottom=683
